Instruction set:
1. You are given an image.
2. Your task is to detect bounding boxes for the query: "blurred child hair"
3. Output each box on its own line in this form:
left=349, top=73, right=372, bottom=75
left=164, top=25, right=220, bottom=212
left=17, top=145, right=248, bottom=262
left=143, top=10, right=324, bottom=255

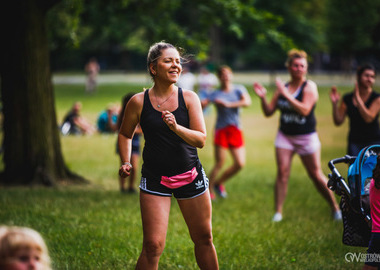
left=0, top=226, right=51, bottom=270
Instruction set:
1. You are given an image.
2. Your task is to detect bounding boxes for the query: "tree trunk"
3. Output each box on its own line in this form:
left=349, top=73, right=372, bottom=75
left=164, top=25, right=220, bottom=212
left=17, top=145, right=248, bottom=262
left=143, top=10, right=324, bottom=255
left=0, top=0, right=87, bottom=186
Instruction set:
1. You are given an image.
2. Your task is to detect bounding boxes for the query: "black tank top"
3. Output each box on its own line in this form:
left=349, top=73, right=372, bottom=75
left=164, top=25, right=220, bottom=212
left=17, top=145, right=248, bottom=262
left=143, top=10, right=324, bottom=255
left=343, top=91, right=380, bottom=143
left=277, top=81, right=316, bottom=135
left=140, top=88, right=198, bottom=177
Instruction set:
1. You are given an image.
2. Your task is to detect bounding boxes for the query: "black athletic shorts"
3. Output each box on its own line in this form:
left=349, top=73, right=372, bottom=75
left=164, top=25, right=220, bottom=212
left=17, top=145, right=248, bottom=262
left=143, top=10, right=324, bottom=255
left=139, top=161, right=209, bottom=200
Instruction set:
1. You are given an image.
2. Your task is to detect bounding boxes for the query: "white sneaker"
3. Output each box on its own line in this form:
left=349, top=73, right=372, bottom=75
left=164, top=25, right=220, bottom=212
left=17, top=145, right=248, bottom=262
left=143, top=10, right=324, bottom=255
left=333, top=210, right=342, bottom=221
left=272, top=212, right=283, bottom=222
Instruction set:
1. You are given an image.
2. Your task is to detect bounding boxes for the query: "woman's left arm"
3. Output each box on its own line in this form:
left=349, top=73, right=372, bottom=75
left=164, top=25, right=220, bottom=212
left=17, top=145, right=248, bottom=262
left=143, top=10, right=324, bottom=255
left=277, top=79, right=318, bottom=116
left=162, top=90, right=207, bottom=148
left=355, top=85, right=380, bottom=123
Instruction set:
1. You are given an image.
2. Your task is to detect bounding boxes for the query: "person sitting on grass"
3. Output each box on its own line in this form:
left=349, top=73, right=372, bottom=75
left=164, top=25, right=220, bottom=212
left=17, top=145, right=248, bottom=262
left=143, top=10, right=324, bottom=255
left=97, top=103, right=119, bottom=133
left=61, top=101, right=95, bottom=135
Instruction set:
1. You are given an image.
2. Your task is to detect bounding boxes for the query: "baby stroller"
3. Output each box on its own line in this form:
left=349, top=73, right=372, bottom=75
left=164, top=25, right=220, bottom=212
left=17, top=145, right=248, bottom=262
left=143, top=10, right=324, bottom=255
left=327, top=145, right=380, bottom=247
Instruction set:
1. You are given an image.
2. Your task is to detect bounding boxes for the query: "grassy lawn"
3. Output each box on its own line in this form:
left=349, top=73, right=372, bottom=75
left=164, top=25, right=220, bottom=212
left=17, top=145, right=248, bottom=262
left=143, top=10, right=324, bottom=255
left=0, top=76, right=368, bottom=269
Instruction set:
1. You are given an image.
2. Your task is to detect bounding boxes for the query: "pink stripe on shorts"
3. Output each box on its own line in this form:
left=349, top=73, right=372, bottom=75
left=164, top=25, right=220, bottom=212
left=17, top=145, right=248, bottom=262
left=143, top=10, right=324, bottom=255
left=275, top=131, right=321, bottom=155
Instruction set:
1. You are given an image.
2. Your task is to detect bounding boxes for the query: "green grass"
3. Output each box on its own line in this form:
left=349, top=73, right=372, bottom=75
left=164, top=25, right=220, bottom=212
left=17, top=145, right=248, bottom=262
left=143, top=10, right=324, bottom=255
left=0, top=78, right=368, bottom=269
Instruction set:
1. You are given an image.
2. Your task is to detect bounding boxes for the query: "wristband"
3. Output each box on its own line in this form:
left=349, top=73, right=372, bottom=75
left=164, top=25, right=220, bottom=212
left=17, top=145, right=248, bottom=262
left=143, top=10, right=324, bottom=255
left=122, top=162, right=132, bottom=168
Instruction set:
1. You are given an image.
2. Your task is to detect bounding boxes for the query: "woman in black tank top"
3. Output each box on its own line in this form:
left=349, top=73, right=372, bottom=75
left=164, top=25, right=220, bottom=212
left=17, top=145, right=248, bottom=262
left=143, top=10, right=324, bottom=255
left=330, top=63, right=380, bottom=156
left=253, top=49, right=341, bottom=222
left=118, top=42, right=218, bottom=269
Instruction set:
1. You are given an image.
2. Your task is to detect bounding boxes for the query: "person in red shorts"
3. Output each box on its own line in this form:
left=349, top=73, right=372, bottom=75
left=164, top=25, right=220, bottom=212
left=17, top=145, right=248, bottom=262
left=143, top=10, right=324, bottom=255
left=202, top=65, right=251, bottom=200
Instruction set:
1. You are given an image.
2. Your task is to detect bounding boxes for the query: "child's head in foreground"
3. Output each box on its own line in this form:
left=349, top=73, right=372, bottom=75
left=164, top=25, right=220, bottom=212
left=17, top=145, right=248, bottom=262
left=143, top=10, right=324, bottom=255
left=0, top=226, right=51, bottom=270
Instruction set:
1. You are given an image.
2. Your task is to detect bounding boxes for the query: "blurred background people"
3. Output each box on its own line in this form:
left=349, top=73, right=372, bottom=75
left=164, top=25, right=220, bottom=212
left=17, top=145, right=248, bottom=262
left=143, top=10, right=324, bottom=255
left=61, top=102, right=95, bottom=135
left=117, top=93, right=142, bottom=194
left=97, top=104, right=119, bottom=133
left=202, top=65, right=251, bottom=200
left=330, top=63, right=380, bottom=156
left=85, top=57, right=100, bottom=93
left=177, top=65, right=196, bottom=91
left=198, top=65, right=218, bottom=114
left=253, top=49, right=341, bottom=222
left=0, top=226, right=51, bottom=270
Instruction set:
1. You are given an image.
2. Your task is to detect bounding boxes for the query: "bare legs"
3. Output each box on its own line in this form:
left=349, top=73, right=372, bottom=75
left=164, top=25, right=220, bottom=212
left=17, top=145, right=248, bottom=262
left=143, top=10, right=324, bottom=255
left=136, top=191, right=218, bottom=270
left=209, top=145, right=245, bottom=197
left=136, top=193, right=171, bottom=270
left=178, top=191, right=219, bottom=269
left=274, top=148, right=294, bottom=215
left=299, top=148, right=340, bottom=213
left=274, top=147, right=340, bottom=218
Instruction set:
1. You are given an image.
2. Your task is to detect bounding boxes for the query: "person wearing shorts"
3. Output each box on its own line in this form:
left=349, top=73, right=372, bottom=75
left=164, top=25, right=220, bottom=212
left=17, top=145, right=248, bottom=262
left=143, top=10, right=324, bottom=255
left=118, top=42, right=218, bottom=269
left=253, top=49, right=341, bottom=222
left=201, top=65, right=251, bottom=200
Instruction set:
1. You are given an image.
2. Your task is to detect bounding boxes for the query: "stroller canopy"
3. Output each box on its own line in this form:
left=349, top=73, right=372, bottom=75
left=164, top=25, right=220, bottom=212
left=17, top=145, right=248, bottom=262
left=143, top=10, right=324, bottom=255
left=347, top=145, right=380, bottom=197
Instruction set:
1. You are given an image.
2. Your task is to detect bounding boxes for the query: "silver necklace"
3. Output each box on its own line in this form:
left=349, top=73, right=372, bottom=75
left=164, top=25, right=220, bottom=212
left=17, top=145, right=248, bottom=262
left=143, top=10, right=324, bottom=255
left=153, top=89, right=175, bottom=108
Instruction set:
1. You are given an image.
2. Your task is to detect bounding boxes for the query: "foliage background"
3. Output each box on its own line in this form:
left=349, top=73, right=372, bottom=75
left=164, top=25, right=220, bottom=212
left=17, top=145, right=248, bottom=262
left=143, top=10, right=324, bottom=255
left=47, top=0, right=380, bottom=71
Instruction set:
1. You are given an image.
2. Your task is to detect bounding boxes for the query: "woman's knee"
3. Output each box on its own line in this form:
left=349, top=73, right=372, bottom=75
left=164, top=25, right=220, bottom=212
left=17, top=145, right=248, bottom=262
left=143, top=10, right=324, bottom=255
left=277, top=167, right=290, bottom=182
left=142, top=239, right=166, bottom=257
left=192, top=231, right=214, bottom=247
left=232, top=156, right=245, bottom=171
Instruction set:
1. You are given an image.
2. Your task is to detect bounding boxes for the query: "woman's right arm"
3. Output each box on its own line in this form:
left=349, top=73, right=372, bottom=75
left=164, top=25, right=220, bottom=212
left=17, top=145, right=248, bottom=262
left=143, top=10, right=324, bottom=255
left=330, top=86, right=347, bottom=126
left=118, top=93, right=143, bottom=177
left=253, top=82, right=278, bottom=116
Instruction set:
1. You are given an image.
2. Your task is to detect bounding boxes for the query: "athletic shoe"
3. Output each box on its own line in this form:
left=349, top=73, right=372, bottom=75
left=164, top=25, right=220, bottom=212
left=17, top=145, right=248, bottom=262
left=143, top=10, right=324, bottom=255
left=214, top=184, right=228, bottom=198
left=333, top=210, right=342, bottom=221
left=272, top=212, right=283, bottom=222
left=210, top=193, right=216, bottom=201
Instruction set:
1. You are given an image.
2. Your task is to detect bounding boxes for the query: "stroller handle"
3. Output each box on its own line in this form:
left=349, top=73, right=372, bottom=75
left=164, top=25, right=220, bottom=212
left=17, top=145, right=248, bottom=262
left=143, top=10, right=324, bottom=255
left=328, top=155, right=356, bottom=197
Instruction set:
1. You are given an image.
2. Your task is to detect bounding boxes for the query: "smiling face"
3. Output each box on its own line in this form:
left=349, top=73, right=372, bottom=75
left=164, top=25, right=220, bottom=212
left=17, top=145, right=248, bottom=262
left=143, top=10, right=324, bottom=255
left=288, top=57, right=308, bottom=79
left=358, top=69, right=376, bottom=89
left=150, top=48, right=182, bottom=84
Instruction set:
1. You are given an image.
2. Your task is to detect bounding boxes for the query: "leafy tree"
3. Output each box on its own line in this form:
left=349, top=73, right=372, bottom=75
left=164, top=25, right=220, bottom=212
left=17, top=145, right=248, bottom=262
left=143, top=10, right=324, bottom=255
left=48, top=0, right=291, bottom=69
left=326, top=0, right=380, bottom=69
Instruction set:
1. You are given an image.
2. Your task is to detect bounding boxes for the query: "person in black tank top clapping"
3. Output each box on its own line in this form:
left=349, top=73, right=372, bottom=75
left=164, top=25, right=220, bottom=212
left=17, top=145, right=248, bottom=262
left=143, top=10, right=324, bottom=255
left=330, top=63, right=380, bottom=156
left=253, top=49, right=341, bottom=222
left=118, top=42, right=218, bottom=269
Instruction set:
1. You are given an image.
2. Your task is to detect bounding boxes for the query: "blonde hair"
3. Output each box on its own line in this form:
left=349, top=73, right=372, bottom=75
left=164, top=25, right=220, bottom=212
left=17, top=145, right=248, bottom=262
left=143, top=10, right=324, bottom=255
left=0, top=226, right=51, bottom=269
left=285, top=49, right=308, bottom=67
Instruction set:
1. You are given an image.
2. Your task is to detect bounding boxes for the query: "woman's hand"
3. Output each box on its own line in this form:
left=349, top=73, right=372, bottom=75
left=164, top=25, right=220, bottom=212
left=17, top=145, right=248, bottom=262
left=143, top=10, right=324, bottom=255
left=353, top=82, right=361, bottom=106
left=162, top=110, right=177, bottom=131
left=275, top=78, right=288, bottom=97
left=253, top=82, right=267, bottom=98
left=330, top=86, right=340, bottom=105
left=119, top=163, right=132, bottom=178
